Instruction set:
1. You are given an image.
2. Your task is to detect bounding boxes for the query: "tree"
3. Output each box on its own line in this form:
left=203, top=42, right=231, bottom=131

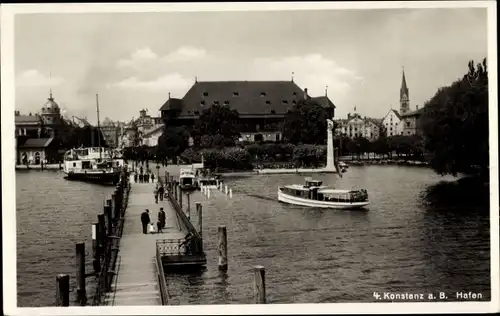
left=282, top=99, right=328, bottom=145
left=192, top=104, right=240, bottom=146
left=421, top=58, right=488, bottom=177
left=157, top=125, right=190, bottom=163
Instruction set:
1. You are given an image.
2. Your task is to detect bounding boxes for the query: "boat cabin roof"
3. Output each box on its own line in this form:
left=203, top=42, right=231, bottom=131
left=284, top=184, right=328, bottom=191
left=318, top=188, right=353, bottom=194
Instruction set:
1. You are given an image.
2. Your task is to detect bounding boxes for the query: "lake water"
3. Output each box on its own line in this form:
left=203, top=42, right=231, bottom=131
left=15, top=165, right=490, bottom=306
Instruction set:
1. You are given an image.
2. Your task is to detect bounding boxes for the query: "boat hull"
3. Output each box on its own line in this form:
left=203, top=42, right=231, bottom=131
left=278, top=189, right=369, bottom=210
left=64, top=170, right=120, bottom=184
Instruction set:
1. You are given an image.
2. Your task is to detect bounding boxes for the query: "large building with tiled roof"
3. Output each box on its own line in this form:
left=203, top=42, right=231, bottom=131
left=159, top=80, right=335, bottom=142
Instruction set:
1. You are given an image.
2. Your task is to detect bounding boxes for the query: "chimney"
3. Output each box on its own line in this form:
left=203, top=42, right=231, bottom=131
left=304, top=88, right=308, bottom=100
left=14, top=110, right=20, bottom=116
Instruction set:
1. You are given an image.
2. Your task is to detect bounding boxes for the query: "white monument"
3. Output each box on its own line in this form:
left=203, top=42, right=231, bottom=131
left=324, top=118, right=339, bottom=173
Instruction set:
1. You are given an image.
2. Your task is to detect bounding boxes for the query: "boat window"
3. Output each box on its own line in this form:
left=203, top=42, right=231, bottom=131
left=73, top=162, right=76, bottom=167
left=82, top=161, right=91, bottom=169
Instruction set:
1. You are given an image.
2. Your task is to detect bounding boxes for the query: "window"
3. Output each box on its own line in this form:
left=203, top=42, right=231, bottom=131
left=292, top=100, right=296, bottom=104
left=224, top=100, right=230, bottom=105
left=282, top=100, right=288, bottom=104
left=406, top=121, right=411, bottom=127
left=266, top=100, right=271, bottom=104
left=213, top=100, right=220, bottom=105
left=73, top=162, right=76, bottom=167
left=293, top=92, right=297, bottom=96
left=233, top=92, right=239, bottom=96
left=187, top=110, right=191, bottom=114
left=202, top=92, right=208, bottom=97
left=260, top=92, right=266, bottom=97
left=200, top=100, right=206, bottom=106
left=270, top=109, right=276, bottom=114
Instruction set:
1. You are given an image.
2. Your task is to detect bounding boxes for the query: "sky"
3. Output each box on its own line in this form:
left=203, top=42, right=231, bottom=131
left=13, top=7, right=488, bottom=124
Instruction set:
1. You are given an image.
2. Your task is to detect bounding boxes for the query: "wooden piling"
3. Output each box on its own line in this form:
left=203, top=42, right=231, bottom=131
left=229, top=188, right=233, bottom=198
left=91, top=223, right=100, bottom=273
left=218, top=226, right=228, bottom=271
left=97, top=214, right=106, bottom=252
left=75, top=242, right=87, bottom=305
left=225, top=185, right=228, bottom=195
left=56, top=274, right=70, bottom=306
left=196, top=202, right=203, bottom=237
left=179, top=187, right=183, bottom=209
left=186, top=193, right=191, bottom=219
left=104, top=205, right=112, bottom=237
left=174, top=182, right=178, bottom=201
left=253, top=265, right=266, bottom=304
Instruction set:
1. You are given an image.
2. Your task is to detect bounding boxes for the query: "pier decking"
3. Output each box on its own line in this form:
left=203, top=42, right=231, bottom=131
left=104, top=180, right=185, bottom=306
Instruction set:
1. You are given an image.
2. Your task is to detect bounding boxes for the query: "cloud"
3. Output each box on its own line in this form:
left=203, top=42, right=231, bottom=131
left=251, top=54, right=361, bottom=99
left=107, top=73, right=192, bottom=92
left=16, top=69, right=64, bottom=87
left=117, top=46, right=207, bottom=69
left=117, top=47, right=158, bottom=68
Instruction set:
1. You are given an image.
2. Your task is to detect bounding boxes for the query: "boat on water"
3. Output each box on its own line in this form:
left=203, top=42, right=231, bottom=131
left=63, top=147, right=124, bottom=184
left=197, top=175, right=223, bottom=190
left=63, top=94, right=124, bottom=185
left=278, top=178, right=369, bottom=209
left=179, top=168, right=197, bottom=191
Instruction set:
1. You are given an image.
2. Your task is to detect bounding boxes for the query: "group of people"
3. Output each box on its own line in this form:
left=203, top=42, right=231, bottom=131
left=140, top=208, right=166, bottom=234
left=153, top=182, right=166, bottom=204
left=133, top=165, right=156, bottom=183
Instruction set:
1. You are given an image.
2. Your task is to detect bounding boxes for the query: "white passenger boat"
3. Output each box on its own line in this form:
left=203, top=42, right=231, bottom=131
left=278, top=178, right=369, bottom=209
left=63, top=147, right=124, bottom=184
left=179, top=168, right=197, bottom=191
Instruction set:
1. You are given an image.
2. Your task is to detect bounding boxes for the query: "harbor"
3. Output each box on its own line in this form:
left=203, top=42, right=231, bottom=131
left=16, top=164, right=491, bottom=306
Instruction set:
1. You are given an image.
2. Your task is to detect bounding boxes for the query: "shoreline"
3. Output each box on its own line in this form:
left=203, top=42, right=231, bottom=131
left=15, top=164, right=62, bottom=170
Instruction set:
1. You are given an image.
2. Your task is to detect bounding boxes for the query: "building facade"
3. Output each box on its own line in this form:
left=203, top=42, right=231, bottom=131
left=159, top=80, right=335, bottom=143
left=335, top=112, right=382, bottom=141
left=18, top=137, right=59, bottom=165
left=400, top=106, right=424, bottom=136
left=382, top=108, right=403, bottom=137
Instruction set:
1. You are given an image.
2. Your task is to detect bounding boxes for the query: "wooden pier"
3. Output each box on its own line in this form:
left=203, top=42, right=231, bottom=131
left=103, top=178, right=186, bottom=306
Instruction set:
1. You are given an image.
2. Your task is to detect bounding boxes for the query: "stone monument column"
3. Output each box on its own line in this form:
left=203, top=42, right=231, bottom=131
left=325, top=119, right=337, bottom=173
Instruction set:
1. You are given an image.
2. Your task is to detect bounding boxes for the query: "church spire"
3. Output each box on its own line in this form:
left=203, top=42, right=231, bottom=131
left=49, top=71, right=53, bottom=100
left=400, top=67, right=410, bottom=114
left=401, top=67, right=408, bottom=93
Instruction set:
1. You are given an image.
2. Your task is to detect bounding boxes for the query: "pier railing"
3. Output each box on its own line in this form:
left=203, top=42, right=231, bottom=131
left=155, top=242, right=169, bottom=305
left=54, top=168, right=130, bottom=307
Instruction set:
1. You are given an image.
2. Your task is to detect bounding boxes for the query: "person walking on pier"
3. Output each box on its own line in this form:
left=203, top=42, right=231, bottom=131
left=158, top=183, right=164, bottom=201
left=140, top=209, right=151, bottom=234
left=133, top=172, right=138, bottom=183
left=151, top=173, right=155, bottom=183
left=154, top=186, right=159, bottom=204
left=158, top=207, right=166, bottom=229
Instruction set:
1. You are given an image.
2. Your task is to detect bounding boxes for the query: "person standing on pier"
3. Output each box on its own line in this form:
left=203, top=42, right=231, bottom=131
left=140, top=209, right=151, bottom=234
left=158, top=207, right=166, bottom=229
left=134, top=172, right=138, bottom=183
left=151, top=173, right=155, bottom=183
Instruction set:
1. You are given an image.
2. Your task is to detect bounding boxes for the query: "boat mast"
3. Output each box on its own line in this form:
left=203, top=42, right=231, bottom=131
left=96, top=94, right=102, bottom=160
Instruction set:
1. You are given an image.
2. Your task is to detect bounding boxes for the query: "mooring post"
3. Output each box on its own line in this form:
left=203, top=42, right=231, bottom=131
left=56, top=274, right=70, bottom=306
left=104, top=205, right=112, bottom=237
left=229, top=188, right=233, bottom=199
left=97, top=214, right=106, bottom=255
left=225, top=185, right=228, bottom=195
left=92, top=223, right=100, bottom=273
left=196, top=202, right=203, bottom=237
left=107, top=197, right=114, bottom=221
left=174, top=182, right=178, bottom=201
left=75, top=242, right=87, bottom=305
left=186, top=192, right=191, bottom=220
left=208, top=188, right=211, bottom=199
left=218, top=226, right=228, bottom=271
left=253, top=265, right=266, bottom=304
left=179, top=187, right=183, bottom=209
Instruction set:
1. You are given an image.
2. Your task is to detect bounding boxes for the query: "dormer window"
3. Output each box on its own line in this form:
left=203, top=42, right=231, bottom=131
left=282, top=100, right=288, bottom=104
left=265, top=100, right=271, bottom=104
left=200, top=100, right=206, bottom=106
left=203, top=92, right=208, bottom=97
left=260, top=92, right=267, bottom=97
left=233, top=92, right=239, bottom=96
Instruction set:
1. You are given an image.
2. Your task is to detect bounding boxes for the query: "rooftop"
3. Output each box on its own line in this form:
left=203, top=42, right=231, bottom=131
left=20, top=137, right=54, bottom=148
left=160, top=80, right=335, bottom=116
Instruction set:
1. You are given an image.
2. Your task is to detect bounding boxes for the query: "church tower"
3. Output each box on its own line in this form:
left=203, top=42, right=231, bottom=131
left=400, top=68, right=410, bottom=115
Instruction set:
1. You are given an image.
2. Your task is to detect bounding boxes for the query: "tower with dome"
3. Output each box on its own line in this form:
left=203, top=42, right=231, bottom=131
left=40, top=89, right=64, bottom=137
